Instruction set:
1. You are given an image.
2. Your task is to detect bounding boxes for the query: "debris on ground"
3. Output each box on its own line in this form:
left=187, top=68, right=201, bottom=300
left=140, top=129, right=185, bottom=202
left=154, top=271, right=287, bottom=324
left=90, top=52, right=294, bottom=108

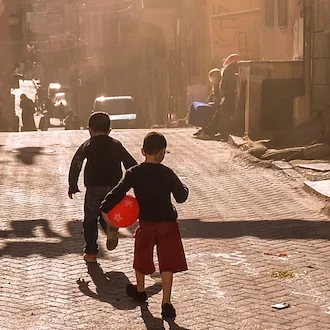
left=304, top=180, right=330, bottom=198
left=248, top=144, right=268, bottom=158
left=272, top=160, right=293, bottom=170
left=261, top=146, right=304, bottom=161
left=271, top=270, right=295, bottom=279
left=264, top=252, right=288, bottom=258
left=303, top=143, right=330, bottom=160
left=264, top=112, right=326, bottom=150
left=271, top=303, right=291, bottom=310
left=228, top=134, right=248, bottom=149
left=231, top=112, right=330, bottom=161
left=296, top=163, right=330, bottom=172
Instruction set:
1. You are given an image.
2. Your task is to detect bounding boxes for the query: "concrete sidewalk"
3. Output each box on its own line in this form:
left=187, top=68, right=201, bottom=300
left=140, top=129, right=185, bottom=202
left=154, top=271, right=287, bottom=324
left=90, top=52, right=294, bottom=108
left=0, top=128, right=329, bottom=329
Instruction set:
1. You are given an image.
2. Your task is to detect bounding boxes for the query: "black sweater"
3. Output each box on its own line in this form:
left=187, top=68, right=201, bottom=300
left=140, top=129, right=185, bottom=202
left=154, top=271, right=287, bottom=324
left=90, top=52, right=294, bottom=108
left=100, top=163, right=189, bottom=222
left=68, top=135, right=137, bottom=193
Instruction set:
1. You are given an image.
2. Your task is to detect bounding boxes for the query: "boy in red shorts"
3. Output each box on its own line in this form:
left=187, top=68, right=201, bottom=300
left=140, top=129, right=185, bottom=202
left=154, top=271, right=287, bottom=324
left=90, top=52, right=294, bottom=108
left=101, top=132, right=188, bottom=318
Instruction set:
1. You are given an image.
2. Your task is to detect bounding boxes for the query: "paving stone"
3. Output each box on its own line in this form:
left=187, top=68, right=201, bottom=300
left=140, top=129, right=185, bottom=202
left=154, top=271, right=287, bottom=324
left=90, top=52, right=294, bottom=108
left=0, top=129, right=330, bottom=329
left=297, top=163, right=330, bottom=172
left=272, top=160, right=293, bottom=170
left=304, top=179, right=330, bottom=198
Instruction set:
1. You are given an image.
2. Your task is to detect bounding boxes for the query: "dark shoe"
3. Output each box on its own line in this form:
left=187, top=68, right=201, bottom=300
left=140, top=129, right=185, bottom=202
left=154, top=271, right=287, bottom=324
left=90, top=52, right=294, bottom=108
left=106, top=226, right=118, bottom=251
left=193, top=129, right=203, bottom=136
left=195, top=133, right=212, bottom=140
left=161, top=303, right=176, bottom=318
left=126, top=284, right=148, bottom=302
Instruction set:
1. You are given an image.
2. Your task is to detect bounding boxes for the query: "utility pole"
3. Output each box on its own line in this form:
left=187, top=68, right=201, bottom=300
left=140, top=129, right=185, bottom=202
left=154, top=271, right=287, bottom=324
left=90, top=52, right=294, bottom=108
left=0, top=0, right=17, bottom=131
left=303, top=0, right=313, bottom=120
left=116, top=0, right=121, bottom=46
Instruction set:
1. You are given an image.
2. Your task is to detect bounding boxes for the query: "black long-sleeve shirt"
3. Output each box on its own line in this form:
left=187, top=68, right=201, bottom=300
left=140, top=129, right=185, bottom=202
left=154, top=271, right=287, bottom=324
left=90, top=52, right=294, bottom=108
left=68, top=135, right=137, bottom=193
left=100, top=163, right=189, bottom=222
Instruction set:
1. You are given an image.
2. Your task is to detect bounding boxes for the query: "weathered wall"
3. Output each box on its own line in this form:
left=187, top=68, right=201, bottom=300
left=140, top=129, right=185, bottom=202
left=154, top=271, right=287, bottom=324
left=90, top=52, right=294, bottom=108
left=207, top=0, right=261, bottom=61
left=312, top=0, right=330, bottom=112
left=0, top=0, right=16, bottom=130
left=239, top=60, right=304, bottom=138
left=260, top=0, right=302, bottom=60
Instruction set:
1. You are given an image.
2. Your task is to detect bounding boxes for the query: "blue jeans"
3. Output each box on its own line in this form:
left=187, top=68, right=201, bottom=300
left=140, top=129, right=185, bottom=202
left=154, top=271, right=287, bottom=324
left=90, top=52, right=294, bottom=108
left=83, top=186, right=112, bottom=254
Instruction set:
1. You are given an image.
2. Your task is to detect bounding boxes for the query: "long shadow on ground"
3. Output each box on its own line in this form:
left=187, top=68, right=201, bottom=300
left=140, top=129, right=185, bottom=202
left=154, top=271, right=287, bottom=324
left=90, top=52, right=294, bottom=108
left=178, top=218, right=330, bottom=240
left=140, top=305, right=191, bottom=330
left=1, top=218, right=329, bottom=258
left=0, top=219, right=83, bottom=257
left=78, top=263, right=189, bottom=329
left=124, top=218, right=330, bottom=240
left=77, top=264, right=156, bottom=311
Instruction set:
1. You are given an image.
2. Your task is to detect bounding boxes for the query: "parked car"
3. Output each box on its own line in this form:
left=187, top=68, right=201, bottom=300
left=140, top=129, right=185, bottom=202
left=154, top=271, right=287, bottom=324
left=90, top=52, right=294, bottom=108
left=47, top=83, right=76, bottom=118
left=48, top=83, right=73, bottom=102
left=92, top=96, right=137, bottom=128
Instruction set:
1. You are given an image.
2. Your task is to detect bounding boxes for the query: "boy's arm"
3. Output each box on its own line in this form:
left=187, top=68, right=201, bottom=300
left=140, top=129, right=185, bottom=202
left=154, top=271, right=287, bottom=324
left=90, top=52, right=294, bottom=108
left=171, top=170, right=189, bottom=203
left=68, top=144, right=86, bottom=198
left=100, top=170, right=133, bottom=214
left=120, top=144, right=138, bottom=170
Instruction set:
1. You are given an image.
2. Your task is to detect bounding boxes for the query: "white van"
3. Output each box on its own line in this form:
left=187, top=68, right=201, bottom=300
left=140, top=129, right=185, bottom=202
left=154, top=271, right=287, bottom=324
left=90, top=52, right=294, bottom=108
left=92, top=96, right=137, bottom=128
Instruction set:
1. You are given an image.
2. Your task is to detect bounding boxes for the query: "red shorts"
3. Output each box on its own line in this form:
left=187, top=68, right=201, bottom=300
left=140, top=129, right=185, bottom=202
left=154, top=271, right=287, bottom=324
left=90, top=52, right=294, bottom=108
left=133, top=221, right=188, bottom=275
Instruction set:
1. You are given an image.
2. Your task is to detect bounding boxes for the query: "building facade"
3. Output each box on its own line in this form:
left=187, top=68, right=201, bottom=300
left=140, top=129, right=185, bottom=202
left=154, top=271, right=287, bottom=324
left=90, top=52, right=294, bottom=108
left=310, top=0, right=330, bottom=113
left=260, top=0, right=304, bottom=61
left=207, top=0, right=261, bottom=62
left=0, top=0, right=30, bottom=131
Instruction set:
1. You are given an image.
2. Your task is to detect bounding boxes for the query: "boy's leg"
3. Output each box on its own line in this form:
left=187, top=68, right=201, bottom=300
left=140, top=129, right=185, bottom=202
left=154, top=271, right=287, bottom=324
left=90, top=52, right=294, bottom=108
left=156, top=222, right=188, bottom=274
left=156, top=222, right=187, bottom=317
left=83, top=190, right=100, bottom=256
left=161, top=271, right=173, bottom=304
left=98, top=185, right=118, bottom=250
left=83, top=187, right=111, bottom=256
left=126, top=223, right=155, bottom=302
left=126, top=270, right=147, bottom=302
left=136, top=270, right=146, bottom=292
left=161, top=271, right=176, bottom=318
left=99, top=212, right=119, bottom=251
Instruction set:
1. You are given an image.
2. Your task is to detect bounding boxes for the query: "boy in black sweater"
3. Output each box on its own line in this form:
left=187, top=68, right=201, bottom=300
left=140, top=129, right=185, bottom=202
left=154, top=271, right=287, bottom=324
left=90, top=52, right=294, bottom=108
left=68, top=112, right=137, bottom=263
left=101, top=132, right=188, bottom=318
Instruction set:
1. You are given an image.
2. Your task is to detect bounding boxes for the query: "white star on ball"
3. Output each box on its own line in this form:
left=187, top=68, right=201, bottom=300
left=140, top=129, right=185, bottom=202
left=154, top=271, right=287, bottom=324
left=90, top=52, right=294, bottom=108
left=113, top=213, right=123, bottom=223
left=124, top=199, right=133, bottom=207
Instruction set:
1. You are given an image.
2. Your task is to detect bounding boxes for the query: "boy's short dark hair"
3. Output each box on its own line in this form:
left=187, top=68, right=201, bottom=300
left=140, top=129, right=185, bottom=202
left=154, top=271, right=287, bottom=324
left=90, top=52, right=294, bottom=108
left=88, top=112, right=110, bottom=132
left=143, top=132, right=167, bottom=155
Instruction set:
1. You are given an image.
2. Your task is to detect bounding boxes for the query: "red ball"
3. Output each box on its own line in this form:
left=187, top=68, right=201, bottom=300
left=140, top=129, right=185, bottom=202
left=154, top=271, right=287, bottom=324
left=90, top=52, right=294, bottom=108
left=107, top=194, right=140, bottom=228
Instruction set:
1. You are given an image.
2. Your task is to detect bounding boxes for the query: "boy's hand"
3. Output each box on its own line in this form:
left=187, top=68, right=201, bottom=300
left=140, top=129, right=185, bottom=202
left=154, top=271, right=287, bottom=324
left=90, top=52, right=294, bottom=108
left=68, top=188, right=81, bottom=199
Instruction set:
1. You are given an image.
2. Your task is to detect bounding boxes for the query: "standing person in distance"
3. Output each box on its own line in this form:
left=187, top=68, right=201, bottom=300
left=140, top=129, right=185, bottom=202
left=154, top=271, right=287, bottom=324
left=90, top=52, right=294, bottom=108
left=20, top=94, right=37, bottom=131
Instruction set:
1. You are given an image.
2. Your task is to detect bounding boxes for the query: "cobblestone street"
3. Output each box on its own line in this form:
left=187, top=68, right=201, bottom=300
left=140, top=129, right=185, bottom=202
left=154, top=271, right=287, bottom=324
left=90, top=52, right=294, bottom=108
left=0, top=128, right=330, bottom=330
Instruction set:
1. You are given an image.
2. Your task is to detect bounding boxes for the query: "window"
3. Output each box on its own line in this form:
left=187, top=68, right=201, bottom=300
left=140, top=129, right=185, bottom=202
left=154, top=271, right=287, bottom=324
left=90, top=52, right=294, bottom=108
left=265, top=0, right=274, bottom=27
left=278, top=0, right=288, bottom=27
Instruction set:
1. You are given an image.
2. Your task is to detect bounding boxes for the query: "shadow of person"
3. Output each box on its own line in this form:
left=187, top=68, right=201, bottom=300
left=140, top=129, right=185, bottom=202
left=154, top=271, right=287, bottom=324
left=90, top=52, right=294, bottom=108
left=140, top=305, right=165, bottom=330
left=140, top=305, right=191, bottom=330
left=10, top=219, right=62, bottom=238
left=0, top=219, right=82, bottom=258
left=77, top=263, right=162, bottom=311
left=14, top=147, right=43, bottom=165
